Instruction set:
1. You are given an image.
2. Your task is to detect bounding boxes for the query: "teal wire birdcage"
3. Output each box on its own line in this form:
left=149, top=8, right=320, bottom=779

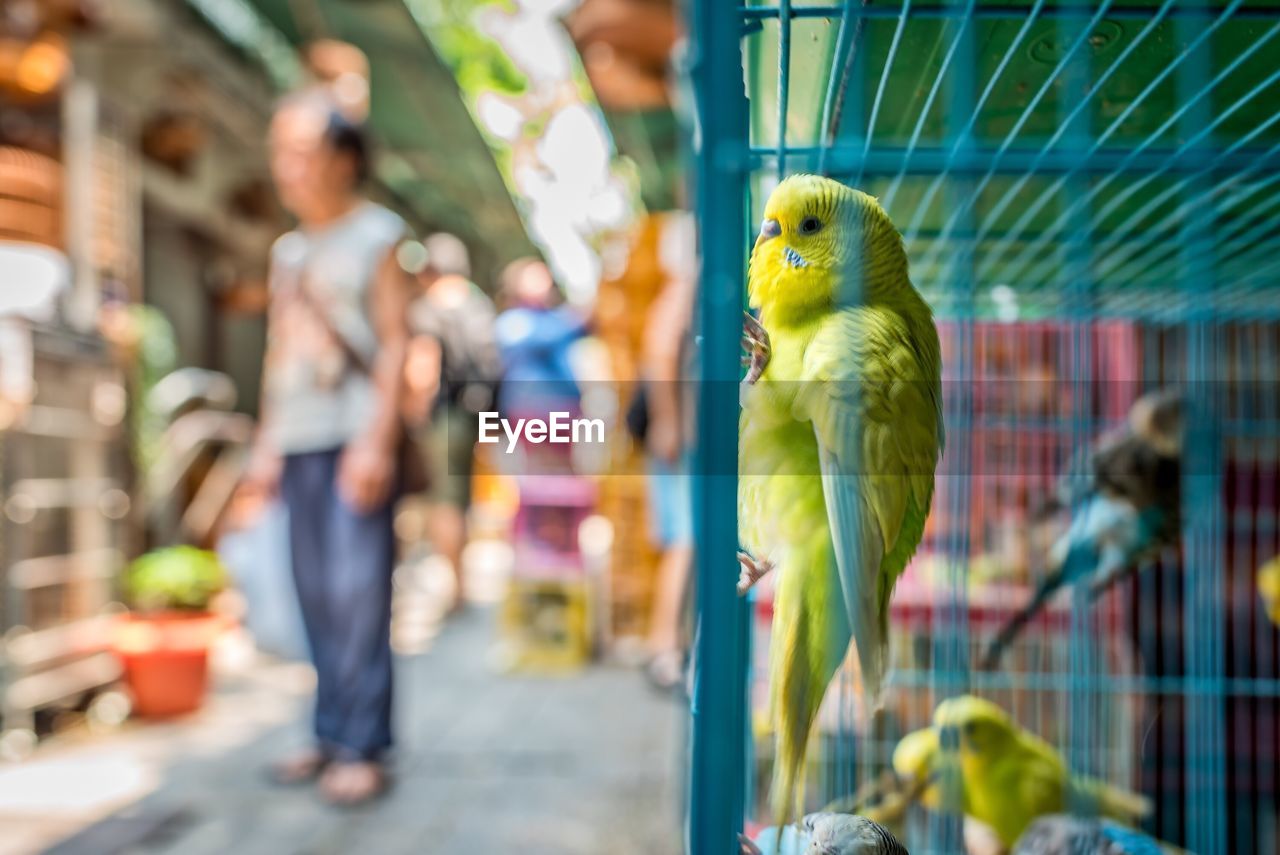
left=688, top=2, right=1280, bottom=853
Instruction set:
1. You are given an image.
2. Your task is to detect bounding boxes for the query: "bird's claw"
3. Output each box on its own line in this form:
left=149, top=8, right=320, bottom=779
left=742, top=312, right=771, bottom=385
left=737, top=551, right=775, bottom=595
left=738, top=833, right=764, bottom=855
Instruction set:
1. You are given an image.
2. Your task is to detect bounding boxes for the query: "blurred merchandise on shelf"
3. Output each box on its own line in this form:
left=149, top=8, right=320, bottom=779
left=0, top=322, right=129, bottom=754
left=468, top=444, right=521, bottom=540
left=511, top=476, right=596, bottom=582
left=499, top=578, right=594, bottom=673
left=0, top=146, right=62, bottom=249
left=499, top=429, right=599, bottom=670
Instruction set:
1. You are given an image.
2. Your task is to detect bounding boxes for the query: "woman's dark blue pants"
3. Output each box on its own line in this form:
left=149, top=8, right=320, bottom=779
left=280, top=447, right=395, bottom=761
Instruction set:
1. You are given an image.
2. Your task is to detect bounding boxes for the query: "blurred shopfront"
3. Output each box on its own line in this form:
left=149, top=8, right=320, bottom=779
left=0, top=0, right=691, bottom=759
left=0, top=0, right=537, bottom=754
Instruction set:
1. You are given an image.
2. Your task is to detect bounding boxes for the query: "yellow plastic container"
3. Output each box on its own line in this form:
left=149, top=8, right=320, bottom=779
left=498, top=578, right=593, bottom=673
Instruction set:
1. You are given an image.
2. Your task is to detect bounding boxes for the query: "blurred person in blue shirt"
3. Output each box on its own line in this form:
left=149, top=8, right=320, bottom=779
left=494, top=257, right=587, bottom=420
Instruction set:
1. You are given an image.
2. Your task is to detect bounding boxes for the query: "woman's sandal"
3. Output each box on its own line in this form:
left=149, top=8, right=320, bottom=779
left=318, top=760, right=388, bottom=806
left=269, top=748, right=330, bottom=785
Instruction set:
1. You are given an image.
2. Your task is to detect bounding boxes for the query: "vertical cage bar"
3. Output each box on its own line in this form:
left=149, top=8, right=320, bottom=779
left=938, top=0, right=977, bottom=688
left=817, top=1, right=861, bottom=176
left=1228, top=322, right=1254, bottom=851
left=1255, top=324, right=1280, bottom=855
left=1177, top=2, right=1227, bottom=850
left=688, top=0, right=750, bottom=852
left=776, top=0, right=792, bottom=173
left=928, top=0, right=977, bottom=850
left=1058, top=0, right=1102, bottom=790
left=854, top=0, right=911, bottom=189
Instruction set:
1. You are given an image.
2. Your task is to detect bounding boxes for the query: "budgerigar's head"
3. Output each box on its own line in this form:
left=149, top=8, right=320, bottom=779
left=1128, top=388, right=1185, bottom=457
left=891, top=725, right=938, bottom=785
left=802, top=813, right=909, bottom=855
left=933, top=695, right=1018, bottom=765
left=1259, top=555, right=1280, bottom=627
left=893, top=724, right=962, bottom=813
left=748, top=174, right=911, bottom=320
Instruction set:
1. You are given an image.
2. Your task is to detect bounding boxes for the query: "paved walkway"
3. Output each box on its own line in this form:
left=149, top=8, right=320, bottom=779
left=1, top=607, right=684, bottom=855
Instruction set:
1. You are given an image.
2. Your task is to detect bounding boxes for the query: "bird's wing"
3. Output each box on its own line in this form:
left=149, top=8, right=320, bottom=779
left=797, top=308, right=942, bottom=698
left=997, top=738, right=1070, bottom=842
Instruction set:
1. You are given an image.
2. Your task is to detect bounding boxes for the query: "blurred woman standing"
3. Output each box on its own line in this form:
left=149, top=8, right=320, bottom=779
left=241, top=91, right=412, bottom=805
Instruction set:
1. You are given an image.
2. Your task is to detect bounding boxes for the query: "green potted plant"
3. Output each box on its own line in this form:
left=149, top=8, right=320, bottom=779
left=113, top=546, right=228, bottom=716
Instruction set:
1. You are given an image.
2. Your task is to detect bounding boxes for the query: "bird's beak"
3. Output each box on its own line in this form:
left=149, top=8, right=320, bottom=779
left=759, top=217, right=781, bottom=240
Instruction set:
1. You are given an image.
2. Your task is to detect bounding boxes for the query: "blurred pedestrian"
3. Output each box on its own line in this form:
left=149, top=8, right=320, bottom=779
left=241, top=90, right=412, bottom=805
left=630, top=214, right=695, bottom=690
left=494, top=257, right=587, bottom=421
left=408, top=233, right=501, bottom=612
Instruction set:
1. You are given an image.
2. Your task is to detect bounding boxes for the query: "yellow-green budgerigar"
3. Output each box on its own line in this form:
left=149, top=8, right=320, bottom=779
left=1258, top=554, right=1280, bottom=627
left=891, top=723, right=948, bottom=812
left=898, top=695, right=1152, bottom=848
left=738, top=175, right=944, bottom=825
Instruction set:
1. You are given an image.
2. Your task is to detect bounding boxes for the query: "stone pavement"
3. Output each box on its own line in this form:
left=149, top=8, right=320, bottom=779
left=0, top=606, right=685, bottom=855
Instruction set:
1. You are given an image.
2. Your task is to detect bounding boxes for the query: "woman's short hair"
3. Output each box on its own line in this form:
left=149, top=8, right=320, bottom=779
left=276, top=88, right=371, bottom=184
left=324, top=108, right=370, bottom=183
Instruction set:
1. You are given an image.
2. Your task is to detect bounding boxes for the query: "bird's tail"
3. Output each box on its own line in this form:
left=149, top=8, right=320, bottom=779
left=815, top=448, right=889, bottom=704
left=1071, top=774, right=1153, bottom=825
left=768, top=537, right=851, bottom=830
left=981, top=561, right=1070, bottom=670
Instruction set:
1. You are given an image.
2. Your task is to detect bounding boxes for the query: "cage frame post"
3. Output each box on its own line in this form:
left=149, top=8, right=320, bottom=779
left=687, top=0, right=751, bottom=852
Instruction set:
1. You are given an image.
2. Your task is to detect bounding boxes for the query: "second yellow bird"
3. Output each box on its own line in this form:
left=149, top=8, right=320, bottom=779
left=895, top=695, right=1151, bottom=848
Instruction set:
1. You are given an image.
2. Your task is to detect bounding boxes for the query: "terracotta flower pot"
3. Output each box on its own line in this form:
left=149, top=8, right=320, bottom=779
left=112, top=612, right=223, bottom=717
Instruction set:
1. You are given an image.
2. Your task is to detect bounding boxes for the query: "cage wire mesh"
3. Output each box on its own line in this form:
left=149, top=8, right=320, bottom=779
left=692, top=1, right=1280, bottom=853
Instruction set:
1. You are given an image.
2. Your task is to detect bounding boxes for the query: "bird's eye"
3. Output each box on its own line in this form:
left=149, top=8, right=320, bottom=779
left=798, top=216, right=823, bottom=235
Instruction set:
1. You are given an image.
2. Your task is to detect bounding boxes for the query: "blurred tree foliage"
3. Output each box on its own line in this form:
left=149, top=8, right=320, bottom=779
left=412, top=0, right=527, bottom=99
left=407, top=0, right=529, bottom=194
